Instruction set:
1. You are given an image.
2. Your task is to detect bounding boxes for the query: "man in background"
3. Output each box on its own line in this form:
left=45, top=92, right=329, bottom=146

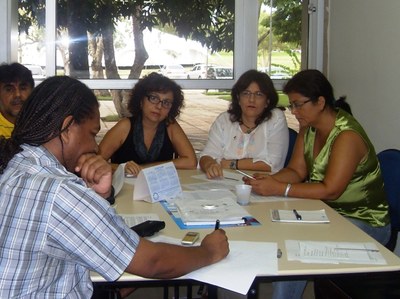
left=0, top=62, right=34, bottom=138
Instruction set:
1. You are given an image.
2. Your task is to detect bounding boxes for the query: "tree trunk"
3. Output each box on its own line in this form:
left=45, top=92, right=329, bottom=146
left=102, top=18, right=129, bottom=117
left=89, top=33, right=109, bottom=97
left=67, top=0, right=90, bottom=78
left=128, top=6, right=149, bottom=79
left=109, top=5, right=149, bottom=119
left=56, top=30, right=70, bottom=76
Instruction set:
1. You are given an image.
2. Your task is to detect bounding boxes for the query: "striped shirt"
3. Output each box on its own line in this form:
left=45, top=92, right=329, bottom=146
left=0, top=145, right=140, bottom=298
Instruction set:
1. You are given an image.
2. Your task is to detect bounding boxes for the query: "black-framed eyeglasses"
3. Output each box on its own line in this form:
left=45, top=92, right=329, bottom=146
left=146, top=94, right=173, bottom=109
left=287, top=99, right=312, bottom=111
left=239, top=90, right=266, bottom=100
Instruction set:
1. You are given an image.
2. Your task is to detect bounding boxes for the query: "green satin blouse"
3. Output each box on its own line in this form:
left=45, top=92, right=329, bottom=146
left=304, top=109, right=389, bottom=227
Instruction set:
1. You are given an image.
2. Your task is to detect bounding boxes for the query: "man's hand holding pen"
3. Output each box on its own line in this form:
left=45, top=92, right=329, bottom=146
left=200, top=221, right=229, bottom=264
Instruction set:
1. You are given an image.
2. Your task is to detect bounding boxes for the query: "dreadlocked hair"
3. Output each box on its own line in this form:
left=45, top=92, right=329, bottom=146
left=0, top=76, right=99, bottom=174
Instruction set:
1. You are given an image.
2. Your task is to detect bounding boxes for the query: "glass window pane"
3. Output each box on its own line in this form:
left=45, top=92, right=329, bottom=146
left=49, top=1, right=234, bottom=80
left=18, top=0, right=46, bottom=76
left=257, top=1, right=303, bottom=81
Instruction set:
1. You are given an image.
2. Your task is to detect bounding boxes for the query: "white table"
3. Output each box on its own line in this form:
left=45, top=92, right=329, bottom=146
left=92, top=169, right=400, bottom=298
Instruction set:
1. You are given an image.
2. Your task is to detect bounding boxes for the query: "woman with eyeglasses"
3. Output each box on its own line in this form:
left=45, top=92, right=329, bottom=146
left=199, top=69, right=289, bottom=178
left=99, top=72, right=197, bottom=176
left=245, top=69, right=390, bottom=299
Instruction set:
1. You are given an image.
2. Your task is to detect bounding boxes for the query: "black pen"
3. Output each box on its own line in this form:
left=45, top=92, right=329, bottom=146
left=215, top=219, right=220, bottom=230
left=293, top=209, right=302, bottom=220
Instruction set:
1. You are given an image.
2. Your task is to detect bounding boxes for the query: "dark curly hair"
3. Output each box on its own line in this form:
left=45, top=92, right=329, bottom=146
left=228, top=69, right=278, bottom=125
left=0, top=76, right=98, bottom=173
left=127, top=72, right=184, bottom=124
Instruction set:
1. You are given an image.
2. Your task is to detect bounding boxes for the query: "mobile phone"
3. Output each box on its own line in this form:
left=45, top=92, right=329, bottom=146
left=181, top=232, right=200, bottom=245
left=130, top=220, right=165, bottom=237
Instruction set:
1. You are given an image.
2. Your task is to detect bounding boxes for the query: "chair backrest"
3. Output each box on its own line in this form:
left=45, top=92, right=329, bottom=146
left=284, top=128, right=298, bottom=167
left=377, top=149, right=400, bottom=231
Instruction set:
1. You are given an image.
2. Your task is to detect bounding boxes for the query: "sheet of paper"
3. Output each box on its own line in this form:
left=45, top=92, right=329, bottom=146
left=250, top=194, right=301, bottom=203
left=183, top=181, right=233, bottom=191
left=179, top=189, right=235, bottom=200
left=119, top=213, right=160, bottom=227
left=183, top=180, right=301, bottom=203
left=148, top=235, right=278, bottom=295
left=285, top=240, right=387, bottom=265
left=190, top=172, right=241, bottom=187
left=134, top=162, right=182, bottom=202
left=112, top=163, right=125, bottom=196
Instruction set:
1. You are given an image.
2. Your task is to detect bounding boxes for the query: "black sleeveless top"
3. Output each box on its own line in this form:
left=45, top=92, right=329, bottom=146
left=111, top=118, right=175, bottom=164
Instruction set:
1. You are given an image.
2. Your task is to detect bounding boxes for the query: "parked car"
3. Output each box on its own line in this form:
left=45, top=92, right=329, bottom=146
left=187, top=64, right=212, bottom=79
left=206, top=66, right=233, bottom=79
left=158, top=64, right=187, bottom=79
left=24, top=64, right=46, bottom=80
left=258, top=66, right=291, bottom=80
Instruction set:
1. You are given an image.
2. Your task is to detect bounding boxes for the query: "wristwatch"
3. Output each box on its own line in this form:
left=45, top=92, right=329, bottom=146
left=229, top=159, right=238, bottom=170
left=105, top=186, right=115, bottom=205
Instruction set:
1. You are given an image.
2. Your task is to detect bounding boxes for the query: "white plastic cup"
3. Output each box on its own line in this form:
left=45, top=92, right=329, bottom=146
left=235, top=184, right=252, bottom=206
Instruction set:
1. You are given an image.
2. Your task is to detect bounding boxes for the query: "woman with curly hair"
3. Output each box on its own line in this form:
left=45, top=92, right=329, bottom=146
left=199, top=69, right=289, bottom=178
left=99, top=72, right=197, bottom=176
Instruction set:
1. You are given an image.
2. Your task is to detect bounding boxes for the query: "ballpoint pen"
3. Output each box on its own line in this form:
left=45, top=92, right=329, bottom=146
left=223, top=176, right=239, bottom=181
left=215, top=219, right=220, bottom=230
left=293, top=209, right=302, bottom=220
left=236, top=169, right=256, bottom=180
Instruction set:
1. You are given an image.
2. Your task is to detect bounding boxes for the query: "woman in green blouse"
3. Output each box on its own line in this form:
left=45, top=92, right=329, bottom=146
left=246, top=69, right=390, bottom=243
left=245, top=69, right=390, bottom=299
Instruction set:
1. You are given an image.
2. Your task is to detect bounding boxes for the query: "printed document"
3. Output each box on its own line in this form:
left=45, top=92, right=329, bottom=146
left=133, top=162, right=182, bottom=202
left=285, top=240, right=386, bottom=265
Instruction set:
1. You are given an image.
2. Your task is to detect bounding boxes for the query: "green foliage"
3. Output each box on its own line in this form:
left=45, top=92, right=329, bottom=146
left=270, top=0, right=303, bottom=46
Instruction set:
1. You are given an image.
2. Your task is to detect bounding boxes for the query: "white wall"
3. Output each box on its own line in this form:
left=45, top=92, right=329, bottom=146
left=327, top=0, right=400, bottom=153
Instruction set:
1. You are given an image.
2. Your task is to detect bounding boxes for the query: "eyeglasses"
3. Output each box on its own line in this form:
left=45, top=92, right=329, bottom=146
left=146, top=94, right=173, bottom=109
left=239, top=90, right=266, bottom=100
left=287, top=99, right=312, bottom=111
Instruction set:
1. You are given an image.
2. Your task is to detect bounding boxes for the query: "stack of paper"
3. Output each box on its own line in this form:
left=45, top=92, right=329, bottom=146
left=270, top=209, right=330, bottom=223
left=174, top=194, right=248, bottom=226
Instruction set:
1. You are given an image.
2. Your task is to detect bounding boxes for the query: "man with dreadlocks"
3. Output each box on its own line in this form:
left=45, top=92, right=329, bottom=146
left=0, top=76, right=229, bottom=298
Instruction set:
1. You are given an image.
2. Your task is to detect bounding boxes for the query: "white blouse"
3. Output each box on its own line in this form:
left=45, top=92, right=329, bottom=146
left=200, top=109, right=289, bottom=173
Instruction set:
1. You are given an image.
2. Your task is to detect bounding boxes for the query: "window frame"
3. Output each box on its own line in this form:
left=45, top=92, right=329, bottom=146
left=1, top=0, right=325, bottom=89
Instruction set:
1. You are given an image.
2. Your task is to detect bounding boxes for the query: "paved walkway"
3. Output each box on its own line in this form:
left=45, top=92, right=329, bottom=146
left=98, top=90, right=299, bottom=153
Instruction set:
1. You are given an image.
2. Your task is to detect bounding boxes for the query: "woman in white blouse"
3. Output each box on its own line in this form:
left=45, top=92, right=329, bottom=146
left=199, top=69, right=289, bottom=178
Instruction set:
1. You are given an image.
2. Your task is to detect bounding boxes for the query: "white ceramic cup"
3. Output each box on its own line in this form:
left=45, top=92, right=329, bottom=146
left=235, top=184, right=252, bottom=206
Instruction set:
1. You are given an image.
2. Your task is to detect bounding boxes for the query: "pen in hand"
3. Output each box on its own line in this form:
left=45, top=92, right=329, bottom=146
left=293, top=209, right=302, bottom=220
left=215, top=219, right=220, bottom=230
left=236, top=169, right=256, bottom=180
